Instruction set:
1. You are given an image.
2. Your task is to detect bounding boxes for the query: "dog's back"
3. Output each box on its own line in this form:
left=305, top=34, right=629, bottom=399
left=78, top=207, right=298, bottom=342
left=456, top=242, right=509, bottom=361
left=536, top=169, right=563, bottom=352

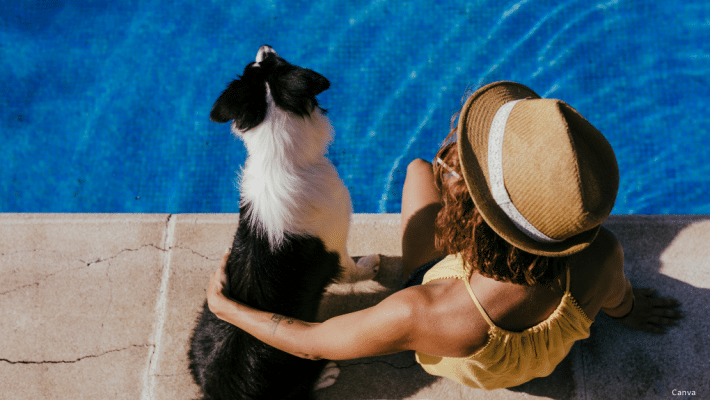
left=188, top=46, right=345, bottom=399
left=189, top=206, right=341, bottom=399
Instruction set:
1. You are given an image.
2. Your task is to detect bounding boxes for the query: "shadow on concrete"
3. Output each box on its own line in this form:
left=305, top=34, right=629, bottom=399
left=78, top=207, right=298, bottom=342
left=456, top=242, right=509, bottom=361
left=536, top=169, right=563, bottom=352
left=318, top=218, right=710, bottom=399
left=316, top=256, right=440, bottom=399
left=506, top=353, right=578, bottom=399
left=509, top=218, right=710, bottom=399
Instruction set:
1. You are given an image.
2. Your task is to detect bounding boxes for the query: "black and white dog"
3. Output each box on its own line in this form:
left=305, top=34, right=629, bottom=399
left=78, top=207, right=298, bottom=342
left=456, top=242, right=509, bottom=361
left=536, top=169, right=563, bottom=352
left=188, top=45, right=379, bottom=400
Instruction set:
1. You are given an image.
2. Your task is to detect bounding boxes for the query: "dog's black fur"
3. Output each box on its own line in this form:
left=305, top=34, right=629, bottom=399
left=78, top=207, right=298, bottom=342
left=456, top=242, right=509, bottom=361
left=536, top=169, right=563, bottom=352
left=188, top=47, right=342, bottom=400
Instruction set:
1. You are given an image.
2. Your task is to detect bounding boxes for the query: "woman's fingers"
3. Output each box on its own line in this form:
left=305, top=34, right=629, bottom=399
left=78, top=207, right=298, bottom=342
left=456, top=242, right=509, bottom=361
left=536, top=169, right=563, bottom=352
left=648, top=315, right=679, bottom=326
left=644, top=323, right=666, bottom=334
left=207, top=252, right=230, bottom=316
left=214, top=250, right=229, bottom=281
left=651, top=296, right=680, bottom=307
left=621, top=288, right=683, bottom=334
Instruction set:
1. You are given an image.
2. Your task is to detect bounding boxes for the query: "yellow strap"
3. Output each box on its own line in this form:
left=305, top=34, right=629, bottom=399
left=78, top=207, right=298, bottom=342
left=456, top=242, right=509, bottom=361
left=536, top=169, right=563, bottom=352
left=463, top=278, right=496, bottom=329
left=464, top=267, right=570, bottom=329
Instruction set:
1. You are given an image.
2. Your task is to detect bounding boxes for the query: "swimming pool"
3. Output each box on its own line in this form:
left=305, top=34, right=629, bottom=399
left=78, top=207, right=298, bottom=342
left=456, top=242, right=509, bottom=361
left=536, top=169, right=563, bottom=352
left=1, top=0, right=709, bottom=214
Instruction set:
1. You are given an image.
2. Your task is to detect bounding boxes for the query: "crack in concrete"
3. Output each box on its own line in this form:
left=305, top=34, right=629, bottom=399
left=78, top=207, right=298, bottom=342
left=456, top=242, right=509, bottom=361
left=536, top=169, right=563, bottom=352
left=0, top=244, right=168, bottom=297
left=0, top=344, right=151, bottom=365
left=0, top=244, right=168, bottom=264
left=0, top=263, right=87, bottom=297
left=170, top=246, right=221, bottom=261
left=82, top=244, right=169, bottom=266
left=1, top=243, right=217, bottom=298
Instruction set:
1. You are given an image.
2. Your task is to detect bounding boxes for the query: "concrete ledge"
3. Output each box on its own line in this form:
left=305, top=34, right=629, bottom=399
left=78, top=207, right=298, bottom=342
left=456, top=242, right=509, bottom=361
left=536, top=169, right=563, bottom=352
left=1, top=214, right=708, bottom=399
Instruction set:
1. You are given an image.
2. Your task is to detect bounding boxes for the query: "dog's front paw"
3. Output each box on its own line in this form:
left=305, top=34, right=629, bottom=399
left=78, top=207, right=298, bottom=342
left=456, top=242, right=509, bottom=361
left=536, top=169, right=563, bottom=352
left=339, top=254, right=380, bottom=283
left=358, top=253, right=380, bottom=278
left=355, top=254, right=380, bottom=281
left=314, top=361, right=340, bottom=391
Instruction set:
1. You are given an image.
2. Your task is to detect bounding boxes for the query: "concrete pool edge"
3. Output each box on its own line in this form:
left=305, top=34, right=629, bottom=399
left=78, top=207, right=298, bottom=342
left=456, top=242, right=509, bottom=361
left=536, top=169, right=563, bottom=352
left=1, top=213, right=708, bottom=399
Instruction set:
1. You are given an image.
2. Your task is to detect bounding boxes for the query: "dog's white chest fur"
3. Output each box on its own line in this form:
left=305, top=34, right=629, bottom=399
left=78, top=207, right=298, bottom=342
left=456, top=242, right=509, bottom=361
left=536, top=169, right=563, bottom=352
left=238, top=91, right=352, bottom=254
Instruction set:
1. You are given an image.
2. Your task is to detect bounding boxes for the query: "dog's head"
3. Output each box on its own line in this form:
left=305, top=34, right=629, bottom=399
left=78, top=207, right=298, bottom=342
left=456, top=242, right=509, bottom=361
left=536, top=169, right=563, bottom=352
left=210, top=45, right=330, bottom=131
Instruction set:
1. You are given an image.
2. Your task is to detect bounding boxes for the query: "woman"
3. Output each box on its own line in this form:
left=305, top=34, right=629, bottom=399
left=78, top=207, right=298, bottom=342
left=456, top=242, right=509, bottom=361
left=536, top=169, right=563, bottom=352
left=205, top=82, right=683, bottom=389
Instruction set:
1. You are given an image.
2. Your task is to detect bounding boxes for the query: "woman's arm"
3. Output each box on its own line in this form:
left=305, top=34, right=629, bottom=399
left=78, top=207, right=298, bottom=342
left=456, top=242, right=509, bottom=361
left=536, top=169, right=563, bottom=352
left=599, top=238, right=635, bottom=318
left=207, top=253, right=418, bottom=360
left=597, top=233, right=684, bottom=333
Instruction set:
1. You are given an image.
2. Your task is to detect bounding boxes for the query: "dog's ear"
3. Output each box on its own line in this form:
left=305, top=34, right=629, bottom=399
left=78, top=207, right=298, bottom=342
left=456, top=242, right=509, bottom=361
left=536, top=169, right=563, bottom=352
left=209, top=80, right=240, bottom=123
left=302, top=69, right=330, bottom=96
left=210, top=70, right=268, bottom=130
left=268, top=67, right=330, bottom=116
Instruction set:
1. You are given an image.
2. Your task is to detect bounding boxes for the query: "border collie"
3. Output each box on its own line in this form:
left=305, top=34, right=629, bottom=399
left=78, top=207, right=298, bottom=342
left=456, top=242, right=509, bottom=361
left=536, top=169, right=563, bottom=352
left=188, top=45, right=379, bottom=400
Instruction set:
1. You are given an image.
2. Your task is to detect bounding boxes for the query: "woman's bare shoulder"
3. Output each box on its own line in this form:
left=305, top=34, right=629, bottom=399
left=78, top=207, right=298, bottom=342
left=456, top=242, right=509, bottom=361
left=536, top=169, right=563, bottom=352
left=572, top=227, right=622, bottom=271
left=393, top=280, right=491, bottom=357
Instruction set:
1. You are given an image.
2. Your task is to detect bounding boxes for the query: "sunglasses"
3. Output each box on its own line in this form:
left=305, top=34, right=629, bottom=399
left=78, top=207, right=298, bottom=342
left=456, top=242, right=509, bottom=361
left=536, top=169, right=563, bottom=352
left=434, top=156, right=461, bottom=180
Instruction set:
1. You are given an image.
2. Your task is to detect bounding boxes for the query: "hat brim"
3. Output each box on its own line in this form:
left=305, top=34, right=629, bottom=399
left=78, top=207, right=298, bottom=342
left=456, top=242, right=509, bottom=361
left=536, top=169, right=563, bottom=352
left=457, top=81, right=599, bottom=257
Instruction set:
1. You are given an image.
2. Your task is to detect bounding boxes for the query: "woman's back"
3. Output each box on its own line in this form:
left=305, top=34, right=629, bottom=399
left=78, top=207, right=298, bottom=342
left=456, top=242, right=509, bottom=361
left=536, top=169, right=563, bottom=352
left=409, top=226, right=627, bottom=359
left=413, top=250, right=596, bottom=389
left=475, top=225, right=628, bottom=330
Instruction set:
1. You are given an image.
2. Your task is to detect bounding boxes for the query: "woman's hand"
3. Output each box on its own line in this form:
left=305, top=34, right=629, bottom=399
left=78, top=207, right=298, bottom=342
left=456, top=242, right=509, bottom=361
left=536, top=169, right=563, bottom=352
left=617, top=288, right=683, bottom=334
left=207, top=250, right=231, bottom=318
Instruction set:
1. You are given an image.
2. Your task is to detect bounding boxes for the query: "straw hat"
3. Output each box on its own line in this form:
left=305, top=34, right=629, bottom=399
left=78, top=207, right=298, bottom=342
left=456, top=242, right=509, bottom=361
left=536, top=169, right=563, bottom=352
left=457, top=81, right=619, bottom=257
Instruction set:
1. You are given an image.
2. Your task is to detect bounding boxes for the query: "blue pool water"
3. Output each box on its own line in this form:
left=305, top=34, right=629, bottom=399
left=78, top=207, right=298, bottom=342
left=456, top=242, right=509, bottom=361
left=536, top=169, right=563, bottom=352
left=1, top=0, right=709, bottom=214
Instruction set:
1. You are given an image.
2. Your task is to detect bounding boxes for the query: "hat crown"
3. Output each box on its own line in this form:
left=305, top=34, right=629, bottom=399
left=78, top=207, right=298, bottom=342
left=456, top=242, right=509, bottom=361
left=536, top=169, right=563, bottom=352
left=457, top=81, right=619, bottom=257
left=501, top=99, right=618, bottom=242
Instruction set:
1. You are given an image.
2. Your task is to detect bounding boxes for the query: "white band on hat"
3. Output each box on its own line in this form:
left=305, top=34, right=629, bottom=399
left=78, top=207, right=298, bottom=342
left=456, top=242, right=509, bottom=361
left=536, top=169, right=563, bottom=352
left=488, top=99, right=563, bottom=244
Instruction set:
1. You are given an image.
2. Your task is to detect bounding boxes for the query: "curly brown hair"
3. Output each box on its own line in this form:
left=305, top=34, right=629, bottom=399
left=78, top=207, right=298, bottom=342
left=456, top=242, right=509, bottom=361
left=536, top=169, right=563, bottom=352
left=433, top=115, right=568, bottom=288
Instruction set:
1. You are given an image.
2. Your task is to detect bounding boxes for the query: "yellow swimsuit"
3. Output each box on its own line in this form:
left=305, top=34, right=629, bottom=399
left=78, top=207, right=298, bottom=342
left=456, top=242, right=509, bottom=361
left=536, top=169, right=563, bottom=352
left=415, top=254, right=594, bottom=390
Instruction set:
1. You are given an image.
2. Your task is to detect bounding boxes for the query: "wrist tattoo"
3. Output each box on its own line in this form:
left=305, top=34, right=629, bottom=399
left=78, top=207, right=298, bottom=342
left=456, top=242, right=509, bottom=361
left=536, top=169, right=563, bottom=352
left=270, top=314, right=294, bottom=335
